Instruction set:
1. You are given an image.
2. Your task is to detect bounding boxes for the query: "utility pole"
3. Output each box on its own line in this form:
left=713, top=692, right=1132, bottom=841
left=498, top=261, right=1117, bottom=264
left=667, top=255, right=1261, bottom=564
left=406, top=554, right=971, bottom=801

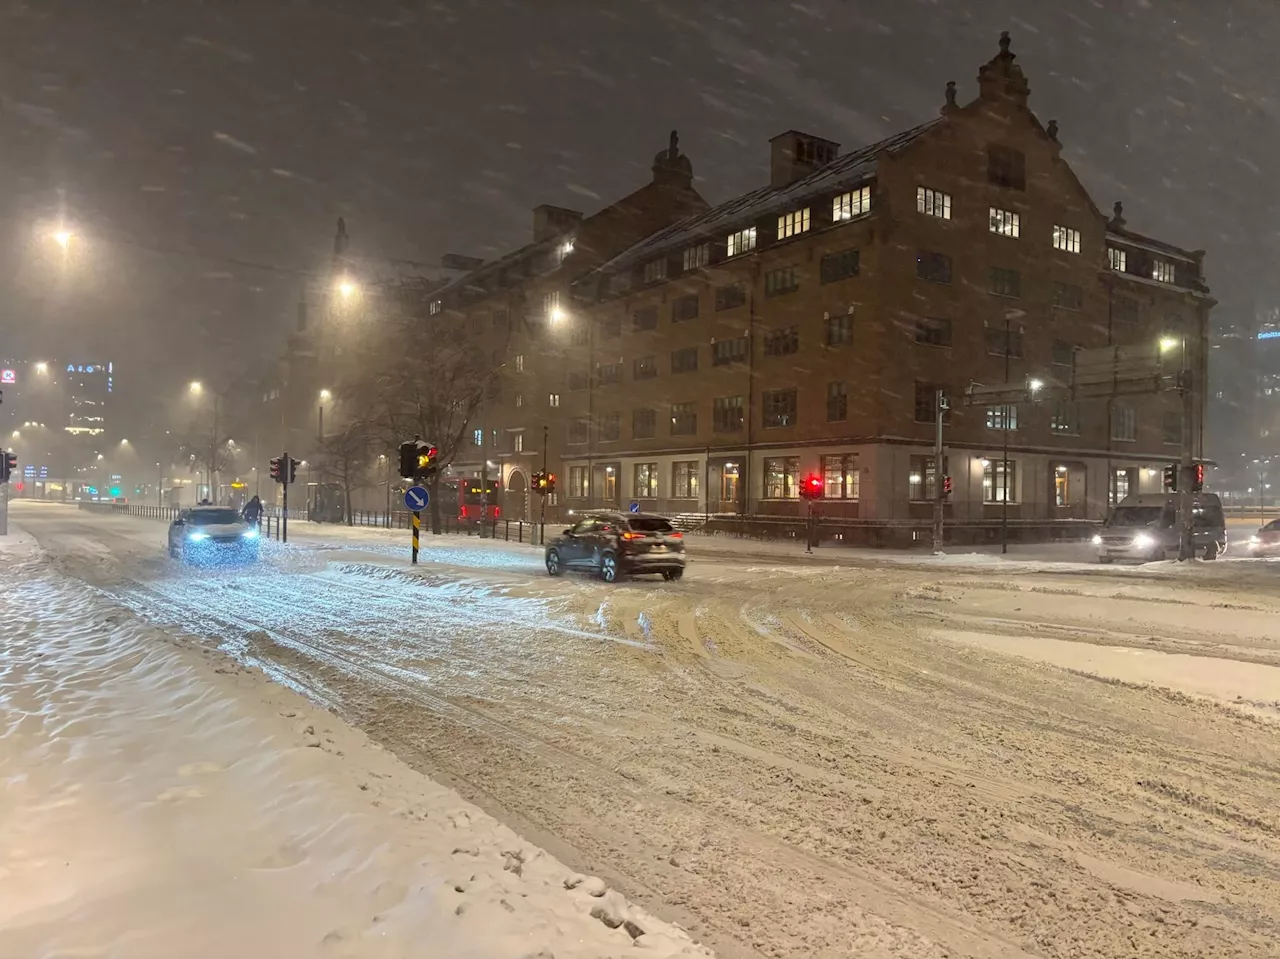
left=1001, top=314, right=1012, bottom=554
left=1178, top=336, right=1195, bottom=560
left=479, top=427, right=490, bottom=538
left=932, top=389, right=947, bottom=554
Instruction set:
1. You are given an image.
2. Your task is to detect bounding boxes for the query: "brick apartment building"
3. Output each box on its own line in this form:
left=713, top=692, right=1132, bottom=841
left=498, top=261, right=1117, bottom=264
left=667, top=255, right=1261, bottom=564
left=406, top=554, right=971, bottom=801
left=550, top=33, right=1214, bottom=537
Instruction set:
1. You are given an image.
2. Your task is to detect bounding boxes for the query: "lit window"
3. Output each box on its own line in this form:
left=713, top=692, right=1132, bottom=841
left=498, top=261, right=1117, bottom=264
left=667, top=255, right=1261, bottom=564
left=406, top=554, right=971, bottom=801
left=821, top=454, right=859, bottom=500
left=634, top=463, right=659, bottom=498
left=1108, top=246, right=1127, bottom=272
left=1050, top=401, right=1078, bottom=434
left=1152, top=259, right=1176, bottom=283
left=513, top=354, right=524, bottom=373
left=548, top=393, right=560, bottom=407
left=429, top=299, right=442, bottom=315
left=908, top=455, right=944, bottom=501
left=558, top=238, right=575, bottom=263
left=726, top=227, right=757, bottom=257
left=513, top=432, right=524, bottom=452
left=989, top=207, right=1020, bottom=237
left=916, top=186, right=952, bottom=219
left=515, top=393, right=524, bottom=408
left=776, top=207, right=811, bottom=239
left=983, top=459, right=1018, bottom=504
left=1053, top=225, right=1081, bottom=253
left=473, top=428, right=483, bottom=446
left=543, top=290, right=563, bottom=320
left=763, top=456, right=799, bottom=499
left=985, top=405, right=1018, bottom=431
left=832, top=187, right=871, bottom=220
left=643, top=258, right=668, bottom=283
left=682, top=243, right=710, bottom=271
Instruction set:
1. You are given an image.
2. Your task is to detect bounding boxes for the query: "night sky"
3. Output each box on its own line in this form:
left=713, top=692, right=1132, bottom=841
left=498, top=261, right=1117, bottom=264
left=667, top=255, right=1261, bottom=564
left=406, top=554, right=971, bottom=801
left=1, top=0, right=1276, bottom=447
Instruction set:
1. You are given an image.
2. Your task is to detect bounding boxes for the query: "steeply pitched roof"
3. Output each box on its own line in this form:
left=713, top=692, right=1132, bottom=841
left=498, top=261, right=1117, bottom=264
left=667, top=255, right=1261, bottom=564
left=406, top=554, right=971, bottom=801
left=589, top=117, right=943, bottom=277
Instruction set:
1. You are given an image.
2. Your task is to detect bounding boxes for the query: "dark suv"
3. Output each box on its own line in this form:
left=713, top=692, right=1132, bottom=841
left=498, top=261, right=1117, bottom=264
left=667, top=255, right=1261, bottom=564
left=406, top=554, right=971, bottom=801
left=545, top=511, right=686, bottom=582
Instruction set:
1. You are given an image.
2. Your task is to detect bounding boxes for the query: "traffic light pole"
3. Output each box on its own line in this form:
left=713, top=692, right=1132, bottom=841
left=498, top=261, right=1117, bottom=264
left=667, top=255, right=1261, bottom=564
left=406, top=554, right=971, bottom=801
left=540, top=424, right=548, bottom=547
left=412, top=510, right=420, bottom=563
left=1179, top=349, right=1195, bottom=561
left=932, top=389, right=946, bottom=555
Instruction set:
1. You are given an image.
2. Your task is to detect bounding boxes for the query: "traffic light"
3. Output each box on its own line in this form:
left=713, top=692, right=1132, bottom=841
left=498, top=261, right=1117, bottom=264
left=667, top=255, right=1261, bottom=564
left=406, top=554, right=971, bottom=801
left=269, top=456, right=282, bottom=483
left=800, top=474, right=823, bottom=499
left=530, top=470, right=544, bottom=494
left=1, top=450, right=15, bottom=484
left=1163, top=465, right=1177, bottom=491
left=545, top=472, right=556, bottom=494
left=417, top=444, right=439, bottom=481
left=399, top=439, right=439, bottom=480
left=943, top=475, right=953, bottom=496
left=1192, top=463, right=1205, bottom=493
left=286, top=457, right=299, bottom=485
left=398, top=441, right=417, bottom=479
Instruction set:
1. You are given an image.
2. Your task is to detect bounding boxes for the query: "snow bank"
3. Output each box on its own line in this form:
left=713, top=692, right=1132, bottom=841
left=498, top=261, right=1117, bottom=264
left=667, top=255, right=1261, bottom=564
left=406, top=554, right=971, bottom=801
left=0, top=531, right=711, bottom=958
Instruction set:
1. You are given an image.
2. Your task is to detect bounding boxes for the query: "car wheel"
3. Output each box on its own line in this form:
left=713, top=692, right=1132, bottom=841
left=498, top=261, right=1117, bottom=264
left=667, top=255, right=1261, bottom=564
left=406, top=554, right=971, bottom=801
left=546, top=550, right=562, bottom=577
left=661, top=570, right=673, bottom=581
left=669, top=568, right=684, bottom=580
left=1203, top=542, right=1220, bottom=561
left=599, top=552, right=619, bottom=583
left=1097, top=556, right=1113, bottom=564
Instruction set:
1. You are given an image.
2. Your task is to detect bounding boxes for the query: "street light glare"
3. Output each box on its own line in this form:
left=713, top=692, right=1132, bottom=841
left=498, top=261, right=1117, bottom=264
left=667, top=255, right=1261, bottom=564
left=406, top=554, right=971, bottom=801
left=34, top=362, right=48, bottom=375
left=1159, top=335, right=1180, bottom=352
left=1028, top=378, right=1044, bottom=392
left=319, top=388, right=332, bottom=401
left=336, top=276, right=358, bottom=298
left=189, top=381, right=203, bottom=394
left=53, top=228, right=74, bottom=249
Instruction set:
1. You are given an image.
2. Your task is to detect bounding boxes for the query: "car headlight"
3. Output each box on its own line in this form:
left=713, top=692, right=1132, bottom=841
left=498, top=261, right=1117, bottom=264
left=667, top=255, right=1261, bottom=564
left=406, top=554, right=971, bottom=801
left=1249, top=535, right=1261, bottom=545
left=1091, top=534, right=1102, bottom=546
left=242, top=528, right=259, bottom=540
left=1131, top=533, right=1154, bottom=549
left=187, top=531, right=209, bottom=542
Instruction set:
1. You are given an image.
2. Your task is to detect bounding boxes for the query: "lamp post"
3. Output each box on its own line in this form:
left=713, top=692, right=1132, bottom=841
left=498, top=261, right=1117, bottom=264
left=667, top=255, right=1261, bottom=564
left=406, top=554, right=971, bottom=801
left=189, top=381, right=221, bottom=502
left=318, top=388, right=331, bottom=442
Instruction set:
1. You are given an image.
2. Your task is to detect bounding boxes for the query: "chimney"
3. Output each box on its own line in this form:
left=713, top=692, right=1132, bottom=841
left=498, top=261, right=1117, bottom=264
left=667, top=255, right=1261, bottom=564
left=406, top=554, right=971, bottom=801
left=652, top=129, right=694, bottom=188
left=768, top=131, right=840, bottom=189
left=533, top=204, right=583, bottom=243
left=977, top=31, right=1030, bottom=107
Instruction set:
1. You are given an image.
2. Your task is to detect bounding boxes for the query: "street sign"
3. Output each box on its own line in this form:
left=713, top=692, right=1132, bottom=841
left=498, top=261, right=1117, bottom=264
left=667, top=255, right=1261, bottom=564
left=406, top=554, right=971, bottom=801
left=629, top=501, right=640, bottom=513
left=405, top=485, right=429, bottom=511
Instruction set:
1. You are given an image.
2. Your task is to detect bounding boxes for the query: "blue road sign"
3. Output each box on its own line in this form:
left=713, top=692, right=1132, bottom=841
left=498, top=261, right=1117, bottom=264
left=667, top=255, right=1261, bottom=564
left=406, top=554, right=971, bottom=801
left=404, top=485, right=429, bottom=511
left=629, top=501, right=640, bottom=513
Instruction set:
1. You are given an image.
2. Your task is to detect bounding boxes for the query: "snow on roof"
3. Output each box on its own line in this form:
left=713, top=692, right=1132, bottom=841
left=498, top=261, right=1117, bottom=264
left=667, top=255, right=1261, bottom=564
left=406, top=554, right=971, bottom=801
left=589, top=117, right=943, bottom=278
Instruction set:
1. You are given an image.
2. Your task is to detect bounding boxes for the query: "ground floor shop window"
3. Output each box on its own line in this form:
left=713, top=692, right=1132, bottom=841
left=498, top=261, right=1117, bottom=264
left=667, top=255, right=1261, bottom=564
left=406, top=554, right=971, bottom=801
left=908, top=455, right=944, bottom=501
left=568, top=466, right=588, bottom=498
left=634, top=463, right=659, bottom=498
left=982, top=458, right=1017, bottom=504
left=822, top=454, right=859, bottom=499
left=672, top=461, right=699, bottom=498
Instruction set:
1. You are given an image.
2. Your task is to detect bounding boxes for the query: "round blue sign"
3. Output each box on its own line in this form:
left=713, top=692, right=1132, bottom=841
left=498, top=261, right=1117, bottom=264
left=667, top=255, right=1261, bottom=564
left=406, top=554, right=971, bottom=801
left=404, top=485, right=429, bottom=510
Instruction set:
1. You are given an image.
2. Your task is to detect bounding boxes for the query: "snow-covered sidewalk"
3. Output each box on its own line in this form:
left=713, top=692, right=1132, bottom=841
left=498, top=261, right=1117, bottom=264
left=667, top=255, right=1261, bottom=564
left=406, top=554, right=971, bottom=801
left=0, top=530, right=711, bottom=959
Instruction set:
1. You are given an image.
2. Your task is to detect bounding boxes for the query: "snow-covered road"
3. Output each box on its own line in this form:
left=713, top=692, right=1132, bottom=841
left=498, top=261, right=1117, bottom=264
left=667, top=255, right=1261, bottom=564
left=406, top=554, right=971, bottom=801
left=11, top=501, right=1280, bottom=958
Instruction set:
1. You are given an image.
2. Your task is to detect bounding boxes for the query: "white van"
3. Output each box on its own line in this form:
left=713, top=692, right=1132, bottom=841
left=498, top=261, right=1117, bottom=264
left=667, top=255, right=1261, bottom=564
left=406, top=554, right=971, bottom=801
left=1094, top=492, right=1227, bottom=563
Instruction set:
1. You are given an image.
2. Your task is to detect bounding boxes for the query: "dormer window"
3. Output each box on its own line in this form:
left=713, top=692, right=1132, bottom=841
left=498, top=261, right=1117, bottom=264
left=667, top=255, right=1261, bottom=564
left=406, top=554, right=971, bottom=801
left=1152, top=259, right=1175, bottom=284
left=726, top=227, right=757, bottom=258
left=1108, top=247, right=1127, bottom=272
left=833, top=187, right=871, bottom=221
left=777, top=207, right=811, bottom=239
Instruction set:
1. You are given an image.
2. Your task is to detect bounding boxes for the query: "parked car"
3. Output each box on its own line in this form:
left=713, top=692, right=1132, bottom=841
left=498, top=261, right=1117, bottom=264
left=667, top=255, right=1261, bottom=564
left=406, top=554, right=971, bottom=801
left=1093, top=492, right=1227, bottom=563
left=168, top=506, right=261, bottom=564
left=545, top=511, right=686, bottom=582
left=1247, top=518, right=1280, bottom=557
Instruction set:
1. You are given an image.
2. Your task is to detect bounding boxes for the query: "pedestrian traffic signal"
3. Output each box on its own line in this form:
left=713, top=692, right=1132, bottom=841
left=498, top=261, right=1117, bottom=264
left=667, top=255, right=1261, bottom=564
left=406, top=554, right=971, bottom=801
left=799, top=474, right=823, bottom=499
left=0, top=450, right=16, bottom=484
left=532, top=471, right=551, bottom=495
left=545, top=472, right=556, bottom=494
left=269, top=456, right=282, bottom=483
left=1163, top=465, right=1177, bottom=491
left=399, top=439, right=438, bottom=480
left=417, top=444, right=438, bottom=480
left=943, top=475, right=953, bottom=496
left=1192, top=463, right=1205, bottom=493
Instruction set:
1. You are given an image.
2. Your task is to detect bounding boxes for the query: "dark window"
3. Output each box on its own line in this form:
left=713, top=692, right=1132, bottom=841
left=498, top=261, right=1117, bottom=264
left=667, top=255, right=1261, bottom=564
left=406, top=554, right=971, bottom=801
left=764, top=266, right=800, bottom=296
left=1051, top=340, right=1076, bottom=367
left=984, top=326, right=1024, bottom=358
left=672, top=294, right=700, bottom=322
left=1113, top=295, right=1139, bottom=326
left=915, top=317, right=952, bottom=347
left=909, top=455, right=947, bottom=501
left=713, top=337, right=748, bottom=366
left=671, top=346, right=699, bottom=373
left=633, top=307, right=658, bottom=332
left=568, top=419, right=589, bottom=444
left=762, top=389, right=798, bottom=428
left=1050, top=401, right=1078, bottom=435
left=492, top=310, right=510, bottom=332
left=916, top=250, right=952, bottom=283
left=820, top=248, right=860, bottom=284
left=763, top=326, right=799, bottom=357
left=670, top=402, right=697, bottom=436
left=827, top=382, right=848, bottom=422
left=470, top=315, right=484, bottom=335
left=570, top=325, right=589, bottom=346
left=596, top=362, right=621, bottom=386
left=914, top=383, right=951, bottom=424
left=713, top=396, right=744, bottom=433
left=1162, top=410, right=1182, bottom=444
left=989, top=267, right=1021, bottom=298
left=598, top=413, right=621, bottom=442
left=715, top=283, right=747, bottom=311
left=1052, top=281, right=1083, bottom=310
left=633, top=408, right=656, bottom=439
left=601, top=315, right=622, bottom=339
left=568, top=371, right=589, bottom=391
left=987, top=145, right=1026, bottom=190
left=825, top=313, right=853, bottom=346
left=633, top=355, right=657, bottom=379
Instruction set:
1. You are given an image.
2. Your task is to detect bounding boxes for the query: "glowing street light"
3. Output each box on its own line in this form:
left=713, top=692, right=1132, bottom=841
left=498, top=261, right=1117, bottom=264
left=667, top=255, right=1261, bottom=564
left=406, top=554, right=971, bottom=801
left=53, top=228, right=74, bottom=250
left=189, top=380, right=203, bottom=395
left=1027, top=378, right=1044, bottom=393
left=1159, top=335, right=1180, bottom=353
left=335, top=275, right=358, bottom=299
left=319, top=388, right=332, bottom=402
left=34, top=362, right=48, bottom=375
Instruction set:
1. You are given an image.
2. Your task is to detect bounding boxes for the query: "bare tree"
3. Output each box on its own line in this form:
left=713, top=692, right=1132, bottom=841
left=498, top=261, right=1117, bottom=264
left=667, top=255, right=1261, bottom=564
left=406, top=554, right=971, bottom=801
left=341, top=279, right=499, bottom=533
left=316, top=421, right=373, bottom=525
left=178, top=420, right=233, bottom=502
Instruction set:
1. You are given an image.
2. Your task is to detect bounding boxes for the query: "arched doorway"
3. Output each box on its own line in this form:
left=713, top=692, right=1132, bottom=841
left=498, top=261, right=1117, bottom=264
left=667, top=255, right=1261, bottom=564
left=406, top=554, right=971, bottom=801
left=506, top=469, right=528, bottom=521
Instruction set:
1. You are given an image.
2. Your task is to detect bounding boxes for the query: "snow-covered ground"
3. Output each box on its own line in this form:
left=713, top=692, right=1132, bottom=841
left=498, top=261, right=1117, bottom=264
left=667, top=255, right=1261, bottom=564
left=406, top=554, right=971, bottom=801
left=0, top=517, right=710, bottom=958
left=10, top=501, right=1280, bottom=958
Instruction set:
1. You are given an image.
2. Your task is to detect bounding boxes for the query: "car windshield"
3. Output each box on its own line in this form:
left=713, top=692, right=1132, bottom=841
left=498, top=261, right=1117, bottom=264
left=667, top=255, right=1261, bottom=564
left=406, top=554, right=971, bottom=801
left=188, top=509, right=242, bottom=526
left=1106, top=506, right=1166, bottom=528
left=627, top=517, right=674, bottom=533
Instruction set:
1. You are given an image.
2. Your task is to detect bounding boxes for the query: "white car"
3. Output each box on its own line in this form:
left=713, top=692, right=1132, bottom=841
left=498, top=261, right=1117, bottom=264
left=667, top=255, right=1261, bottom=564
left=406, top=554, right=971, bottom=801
left=168, top=506, right=261, bottom=563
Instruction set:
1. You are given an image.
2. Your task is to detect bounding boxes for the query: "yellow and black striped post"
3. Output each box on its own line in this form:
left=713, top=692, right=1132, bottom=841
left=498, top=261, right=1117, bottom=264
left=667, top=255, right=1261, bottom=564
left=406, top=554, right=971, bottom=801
left=411, top=509, right=420, bottom=563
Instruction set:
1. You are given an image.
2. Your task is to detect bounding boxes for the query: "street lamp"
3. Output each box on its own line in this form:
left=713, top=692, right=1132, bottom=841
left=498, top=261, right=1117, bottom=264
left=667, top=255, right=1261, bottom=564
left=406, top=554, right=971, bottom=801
left=34, top=362, right=48, bottom=375
left=335, top=276, right=358, bottom=299
left=189, top=381, right=203, bottom=395
left=318, top=389, right=332, bottom=440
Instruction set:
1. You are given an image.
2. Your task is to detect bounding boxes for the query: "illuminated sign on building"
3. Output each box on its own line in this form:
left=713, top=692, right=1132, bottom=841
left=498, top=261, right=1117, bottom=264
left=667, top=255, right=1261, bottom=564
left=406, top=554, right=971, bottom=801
left=1258, top=330, right=1280, bottom=340
left=1, top=369, right=14, bottom=384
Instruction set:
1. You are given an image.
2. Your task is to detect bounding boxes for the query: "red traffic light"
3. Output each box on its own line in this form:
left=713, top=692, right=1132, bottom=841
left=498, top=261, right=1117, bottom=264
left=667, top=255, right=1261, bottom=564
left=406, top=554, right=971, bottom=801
left=800, top=474, right=823, bottom=499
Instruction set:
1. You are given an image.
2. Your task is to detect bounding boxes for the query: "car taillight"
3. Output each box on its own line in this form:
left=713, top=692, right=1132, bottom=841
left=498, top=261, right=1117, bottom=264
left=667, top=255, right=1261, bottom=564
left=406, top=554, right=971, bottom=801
left=621, top=531, right=641, bottom=541
left=460, top=505, right=468, bottom=518
left=493, top=506, right=500, bottom=518
left=669, top=531, right=683, bottom=539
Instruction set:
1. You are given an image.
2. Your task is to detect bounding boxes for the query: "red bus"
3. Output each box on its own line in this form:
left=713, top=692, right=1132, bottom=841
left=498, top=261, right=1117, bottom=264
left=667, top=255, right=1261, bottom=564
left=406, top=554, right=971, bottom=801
left=439, top=476, right=501, bottom=524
